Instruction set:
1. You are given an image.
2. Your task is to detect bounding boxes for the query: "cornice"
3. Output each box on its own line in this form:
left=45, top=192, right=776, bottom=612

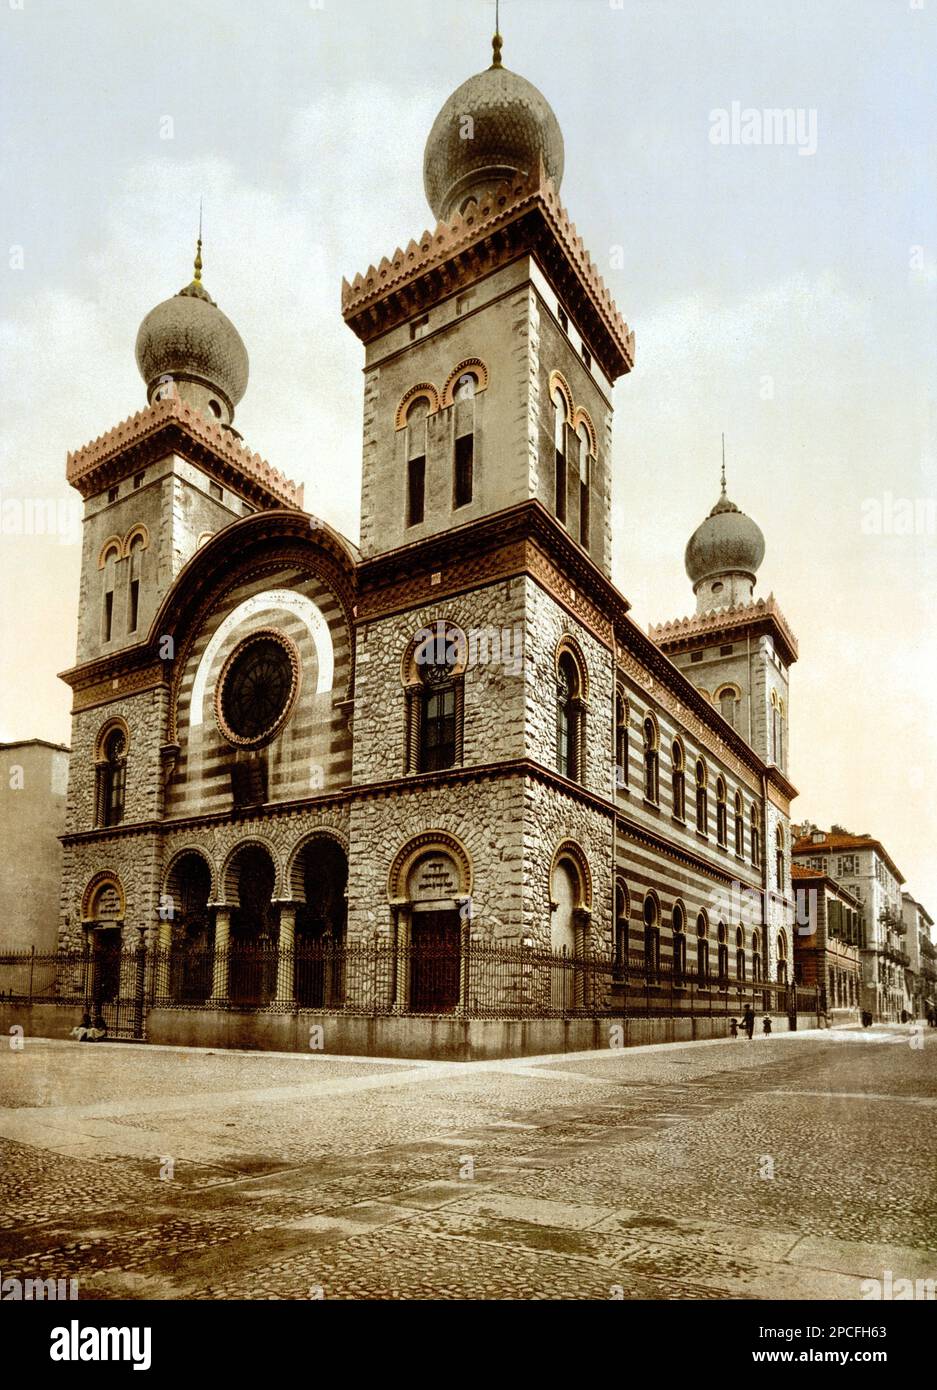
left=649, top=594, right=799, bottom=667
left=66, top=395, right=303, bottom=509
left=342, top=165, right=635, bottom=383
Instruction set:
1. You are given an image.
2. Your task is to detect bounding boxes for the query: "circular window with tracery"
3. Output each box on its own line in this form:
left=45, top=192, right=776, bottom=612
left=215, top=629, right=300, bottom=749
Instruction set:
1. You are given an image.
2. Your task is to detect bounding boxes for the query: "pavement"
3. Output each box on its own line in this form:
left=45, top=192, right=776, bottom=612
left=1, top=1025, right=935, bottom=1300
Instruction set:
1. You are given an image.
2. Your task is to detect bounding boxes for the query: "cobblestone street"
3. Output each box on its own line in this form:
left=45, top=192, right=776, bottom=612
left=1, top=1028, right=935, bottom=1300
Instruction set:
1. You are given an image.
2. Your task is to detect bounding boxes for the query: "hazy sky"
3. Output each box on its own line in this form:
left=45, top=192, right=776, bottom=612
left=1, top=0, right=935, bottom=905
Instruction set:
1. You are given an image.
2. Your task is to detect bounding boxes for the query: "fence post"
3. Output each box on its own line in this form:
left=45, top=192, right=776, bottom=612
left=132, top=931, right=146, bottom=1039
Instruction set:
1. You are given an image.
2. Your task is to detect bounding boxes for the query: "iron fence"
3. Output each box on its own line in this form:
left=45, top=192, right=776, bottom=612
left=0, top=941, right=821, bottom=1026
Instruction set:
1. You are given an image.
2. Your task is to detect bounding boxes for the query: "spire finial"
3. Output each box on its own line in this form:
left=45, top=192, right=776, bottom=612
left=491, top=0, right=503, bottom=67
left=720, top=432, right=727, bottom=495
left=193, top=197, right=203, bottom=284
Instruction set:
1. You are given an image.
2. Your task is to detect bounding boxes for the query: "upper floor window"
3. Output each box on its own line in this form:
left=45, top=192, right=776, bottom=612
left=750, top=803, right=762, bottom=869
left=614, top=690, right=628, bottom=790
left=734, top=791, right=745, bottom=857
left=95, top=724, right=127, bottom=827
left=577, top=422, right=591, bottom=548
left=552, top=387, right=568, bottom=525
left=643, top=716, right=659, bottom=804
left=718, top=685, right=738, bottom=729
left=770, top=689, right=783, bottom=765
left=695, top=758, right=708, bottom=834
left=716, top=776, right=728, bottom=847
left=556, top=647, right=586, bottom=783
left=776, top=824, right=785, bottom=892
left=717, top=921, right=729, bottom=983
left=736, top=925, right=746, bottom=982
left=672, top=902, right=687, bottom=980
left=453, top=374, right=475, bottom=510
left=671, top=738, right=686, bottom=820
left=406, top=398, right=428, bottom=527
left=127, top=532, right=145, bottom=634
left=404, top=622, right=467, bottom=774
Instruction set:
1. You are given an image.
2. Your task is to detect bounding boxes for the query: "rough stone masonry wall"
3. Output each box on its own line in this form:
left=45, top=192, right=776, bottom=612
left=59, top=829, right=162, bottom=950
left=65, top=687, right=167, bottom=836
left=352, top=580, right=529, bottom=785
left=522, top=778, right=614, bottom=952
left=346, top=776, right=525, bottom=943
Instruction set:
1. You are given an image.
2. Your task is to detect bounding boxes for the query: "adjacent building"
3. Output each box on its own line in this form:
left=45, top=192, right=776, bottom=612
left=0, top=740, right=70, bottom=953
left=791, top=864, right=861, bottom=1023
left=902, top=893, right=936, bottom=1021
left=792, top=826, right=909, bottom=1021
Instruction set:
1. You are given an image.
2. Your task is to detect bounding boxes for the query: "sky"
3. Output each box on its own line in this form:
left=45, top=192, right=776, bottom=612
left=1, top=0, right=935, bottom=905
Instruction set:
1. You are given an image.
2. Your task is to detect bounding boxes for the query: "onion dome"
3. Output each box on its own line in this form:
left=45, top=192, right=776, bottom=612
left=423, top=31, right=564, bottom=223
left=135, top=237, right=249, bottom=423
left=685, top=476, right=765, bottom=590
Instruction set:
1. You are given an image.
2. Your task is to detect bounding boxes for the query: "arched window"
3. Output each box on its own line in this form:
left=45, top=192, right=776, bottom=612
left=672, top=901, right=687, bottom=981
left=127, top=532, right=145, bottom=634
left=671, top=738, right=686, bottom=820
left=778, top=697, right=786, bottom=770
left=453, top=373, right=475, bottom=509
left=643, top=716, right=659, bottom=804
left=716, top=921, right=729, bottom=984
left=734, top=791, right=744, bottom=858
left=776, top=930, right=789, bottom=985
left=750, top=802, right=761, bottom=868
left=614, top=690, right=628, bottom=790
left=405, top=397, right=428, bottom=527
left=577, top=422, right=591, bottom=547
left=614, top=879, right=630, bottom=978
left=770, top=689, right=781, bottom=764
left=716, top=776, right=728, bottom=847
left=695, top=758, right=708, bottom=834
left=404, top=623, right=467, bottom=773
left=95, top=725, right=127, bottom=827
left=643, top=894, right=660, bottom=982
left=696, top=913, right=710, bottom=983
left=776, top=824, right=785, bottom=892
left=101, top=546, right=118, bottom=643
left=752, top=930, right=762, bottom=984
left=718, top=686, right=737, bottom=729
left=556, top=647, right=586, bottom=783
left=736, top=925, right=746, bottom=982
left=552, top=387, right=568, bottom=524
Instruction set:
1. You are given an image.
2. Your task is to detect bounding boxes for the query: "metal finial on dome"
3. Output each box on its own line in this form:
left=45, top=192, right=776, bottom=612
left=720, top=433, right=727, bottom=496
left=193, top=198, right=203, bottom=284
left=491, top=1, right=503, bottom=68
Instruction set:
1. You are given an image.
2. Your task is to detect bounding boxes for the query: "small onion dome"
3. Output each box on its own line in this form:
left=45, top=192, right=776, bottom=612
left=423, top=33, right=564, bottom=223
left=135, top=242, right=249, bottom=418
left=685, top=489, right=766, bottom=588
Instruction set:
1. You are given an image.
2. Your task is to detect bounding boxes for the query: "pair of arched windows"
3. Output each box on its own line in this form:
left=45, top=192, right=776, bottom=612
left=94, top=723, right=127, bottom=827
left=770, top=689, right=786, bottom=767
left=99, top=528, right=147, bottom=643
left=404, top=371, right=479, bottom=527
left=551, top=376, right=594, bottom=550
left=775, top=824, right=786, bottom=892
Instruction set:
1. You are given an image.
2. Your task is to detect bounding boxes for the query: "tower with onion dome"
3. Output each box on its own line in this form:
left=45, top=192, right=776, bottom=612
left=650, top=449, right=797, bottom=775
left=66, top=236, right=301, bottom=666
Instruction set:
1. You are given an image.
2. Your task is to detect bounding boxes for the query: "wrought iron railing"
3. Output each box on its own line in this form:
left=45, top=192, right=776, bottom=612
left=0, top=942, right=821, bottom=1024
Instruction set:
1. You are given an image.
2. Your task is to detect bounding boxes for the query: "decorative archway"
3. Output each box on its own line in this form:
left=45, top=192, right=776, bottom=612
left=388, top=832, right=472, bottom=1015
left=162, top=849, right=214, bottom=1002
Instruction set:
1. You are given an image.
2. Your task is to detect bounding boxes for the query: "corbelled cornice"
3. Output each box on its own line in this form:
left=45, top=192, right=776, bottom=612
left=66, top=395, right=303, bottom=510
left=342, top=165, right=635, bottom=383
left=649, top=594, right=799, bottom=667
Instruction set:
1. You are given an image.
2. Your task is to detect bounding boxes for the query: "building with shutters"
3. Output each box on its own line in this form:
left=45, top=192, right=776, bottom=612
left=49, top=29, right=807, bottom=1054
left=790, top=864, right=862, bottom=1023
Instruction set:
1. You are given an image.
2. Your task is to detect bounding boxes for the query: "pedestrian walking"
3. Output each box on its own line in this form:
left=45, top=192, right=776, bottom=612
left=741, top=1005, right=755, bottom=1039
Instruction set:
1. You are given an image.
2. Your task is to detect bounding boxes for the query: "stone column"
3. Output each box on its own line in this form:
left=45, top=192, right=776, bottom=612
left=211, top=906, right=231, bottom=1003
left=276, top=903, right=297, bottom=1006
left=392, top=905, right=410, bottom=1012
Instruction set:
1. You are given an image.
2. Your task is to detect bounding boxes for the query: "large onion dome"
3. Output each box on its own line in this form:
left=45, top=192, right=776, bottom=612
left=685, top=485, right=766, bottom=589
left=135, top=239, right=248, bottom=423
left=423, top=33, right=564, bottom=223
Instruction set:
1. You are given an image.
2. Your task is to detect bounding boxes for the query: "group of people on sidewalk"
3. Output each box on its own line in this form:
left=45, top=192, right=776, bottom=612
left=731, top=1006, right=770, bottom=1039
left=70, top=1011, right=108, bottom=1042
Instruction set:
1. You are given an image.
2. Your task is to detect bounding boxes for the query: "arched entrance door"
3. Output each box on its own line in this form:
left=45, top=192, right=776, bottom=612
left=228, top=844, right=277, bottom=1004
left=550, top=859, right=579, bottom=1010
left=407, top=851, right=462, bottom=1013
left=294, top=838, right=348, bottom=1006
left=82, top=875, right=141, bottom=1038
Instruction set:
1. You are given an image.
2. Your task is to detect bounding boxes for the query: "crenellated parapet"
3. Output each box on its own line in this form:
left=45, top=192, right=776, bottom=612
left=66, top=395, right=303, bottom=511
left=649, top=594, right=799, bottom=667
left=341, top=164, right=635, bottom=383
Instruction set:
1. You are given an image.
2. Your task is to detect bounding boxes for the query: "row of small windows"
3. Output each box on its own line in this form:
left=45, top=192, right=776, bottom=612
left=617, top=885, right=791, bottom=986
left=615, top=693, right=787, bottom=885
